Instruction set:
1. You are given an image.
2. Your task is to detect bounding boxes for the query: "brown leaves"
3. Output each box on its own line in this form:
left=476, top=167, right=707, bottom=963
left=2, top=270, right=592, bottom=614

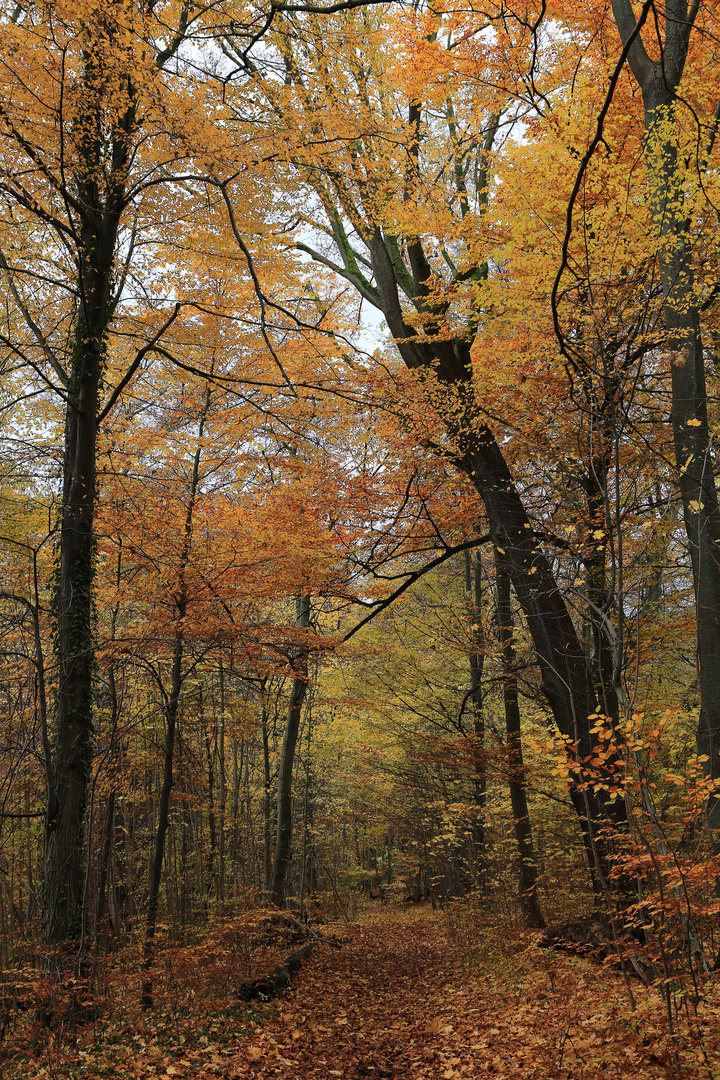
left=8, top=908, right=720, bottom=1079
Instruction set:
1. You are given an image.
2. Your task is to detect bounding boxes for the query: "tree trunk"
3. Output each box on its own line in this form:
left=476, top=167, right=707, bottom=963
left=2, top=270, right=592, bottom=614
left=141, top=632, right=182, bottom=1010
left=261, top=690, right=272, bottom=891
left=40, top=18, right=132, bottom=946
left=204, top=702, right=216, bottom=909
left=364, top=230, right=626, bottom=875
left=42, top=254, right=115, bottom=947
left=141, top=388, right=210, bottom=1008
left=218, top=665, right=227, bottom=903
left=464, top=550, right=486, bottom=886
left=611, top=0, right=720, bottom=831
left=269, top=595, right=311, bottom=907
left=495, top=553, right=545, bottom=929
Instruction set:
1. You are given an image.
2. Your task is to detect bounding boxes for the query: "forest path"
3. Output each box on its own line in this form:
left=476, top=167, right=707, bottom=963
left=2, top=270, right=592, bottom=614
left=12, top=906, right=713, bottom=1079
left=224, top=906, right=660, bottom=1080
left=242, top=908, right=461, bottom=1079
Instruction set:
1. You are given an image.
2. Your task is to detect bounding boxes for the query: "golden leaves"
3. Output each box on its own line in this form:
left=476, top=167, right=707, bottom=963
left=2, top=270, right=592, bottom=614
left=668, top=348, right=688, bottom=368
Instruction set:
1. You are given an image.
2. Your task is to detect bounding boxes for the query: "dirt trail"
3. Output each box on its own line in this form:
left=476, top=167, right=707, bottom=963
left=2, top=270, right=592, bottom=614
left=235, top=909, right=469, bottom=1078
left=9, top=906, right=719, bottom=1078
left=225, top=908, right=714, bottom=1080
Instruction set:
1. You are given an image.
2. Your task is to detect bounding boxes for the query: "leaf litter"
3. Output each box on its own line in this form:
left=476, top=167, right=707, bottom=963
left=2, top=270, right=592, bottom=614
left=4, top=905, right=720, bottom=1078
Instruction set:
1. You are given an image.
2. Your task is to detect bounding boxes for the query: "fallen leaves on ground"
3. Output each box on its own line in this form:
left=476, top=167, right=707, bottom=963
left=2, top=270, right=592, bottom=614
left=4, top=905, right=720, bottom=1078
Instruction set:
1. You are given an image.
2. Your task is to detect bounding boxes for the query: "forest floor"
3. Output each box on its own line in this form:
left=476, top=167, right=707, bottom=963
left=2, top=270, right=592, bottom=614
left=3, top=904, right=720, bottom=1079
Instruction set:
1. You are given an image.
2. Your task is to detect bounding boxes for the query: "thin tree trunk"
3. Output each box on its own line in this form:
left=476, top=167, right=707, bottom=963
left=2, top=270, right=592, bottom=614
left=269, top=595, right=311, bottom=907
left=261, top=691, right=272, bottom=892
left=464, top=550, right=486, bottom=886
left=298, top=768, right=310, bottom=921
left=141, top=387, right=210, bottom=1008
left=231, top=737, right=240, bottom=885
left=95, top=791, right=115, bottom=945
left=218, top=664, right=226, bottom=903
left=495, top=552, right=545, bottom=929
left=141, top=634, right=182, bottom=1009
left=204, top=698, right=216, bottom=909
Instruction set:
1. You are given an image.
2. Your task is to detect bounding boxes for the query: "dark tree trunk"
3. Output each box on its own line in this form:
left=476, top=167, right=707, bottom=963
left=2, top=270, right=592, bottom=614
left=612, top=0, right=720, bottom=831
left=141, top=389, right=210, bottom=1008
left=204, top=701, right=216, bottom=907
left=261, top=689, right=272, bottom=892
left=40, top=15, right=134, bottom=947
left=141, top=631, right=182, bottom=1010
left=496, top=553, right=545, bottom=929
left=218, top=665, right=227, bottom=902
left=95, top=791, right=116, bottom=945
left=366, top=228, right=629, bottom=874
left=42, top=237, right=118, bottom=947
left=464, top=550, right=486, bottom=884
left=269, top=595, right=311, bottom=907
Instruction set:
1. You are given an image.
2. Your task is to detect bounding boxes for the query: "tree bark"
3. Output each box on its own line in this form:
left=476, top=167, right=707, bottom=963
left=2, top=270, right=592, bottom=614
left=269, top=595, right=311, bottom=907
left=495, top=552, right=545, bottom=929
left=141, top=387, right=210, bottom=1008
left=611, top=0, right=720, bottom=829
left=464, top=550, right=486, bottom=884
left=42, top=186, right=122, bottom=948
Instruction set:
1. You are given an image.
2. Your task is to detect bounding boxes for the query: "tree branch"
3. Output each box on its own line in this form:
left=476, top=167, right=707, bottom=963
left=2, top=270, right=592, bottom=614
left=610, top=0, right=656, bottom=87
left=552, top=0, right=655, bottom=360
left=342, top=535, right=491, bottom=643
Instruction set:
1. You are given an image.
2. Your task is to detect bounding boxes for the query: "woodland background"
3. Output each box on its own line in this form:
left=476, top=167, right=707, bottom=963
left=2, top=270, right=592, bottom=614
left=0, top=0, right=720, bottom=1072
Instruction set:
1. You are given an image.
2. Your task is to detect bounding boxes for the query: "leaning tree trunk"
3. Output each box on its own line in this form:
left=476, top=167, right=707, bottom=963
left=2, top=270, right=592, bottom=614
left=269, top=595, right=311, bottom=907
left=247, top=59, right=629, bottom=879
left=368, top=225, right=626, bottom=872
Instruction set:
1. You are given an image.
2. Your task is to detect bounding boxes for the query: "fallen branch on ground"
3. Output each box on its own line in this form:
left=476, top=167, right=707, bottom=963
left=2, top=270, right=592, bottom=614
left=237, top=941, right=318, bottom=1001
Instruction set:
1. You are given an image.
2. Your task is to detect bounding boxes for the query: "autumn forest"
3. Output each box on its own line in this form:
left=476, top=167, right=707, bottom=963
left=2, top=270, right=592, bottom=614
left=0, top=0, right=720, bottom=1075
